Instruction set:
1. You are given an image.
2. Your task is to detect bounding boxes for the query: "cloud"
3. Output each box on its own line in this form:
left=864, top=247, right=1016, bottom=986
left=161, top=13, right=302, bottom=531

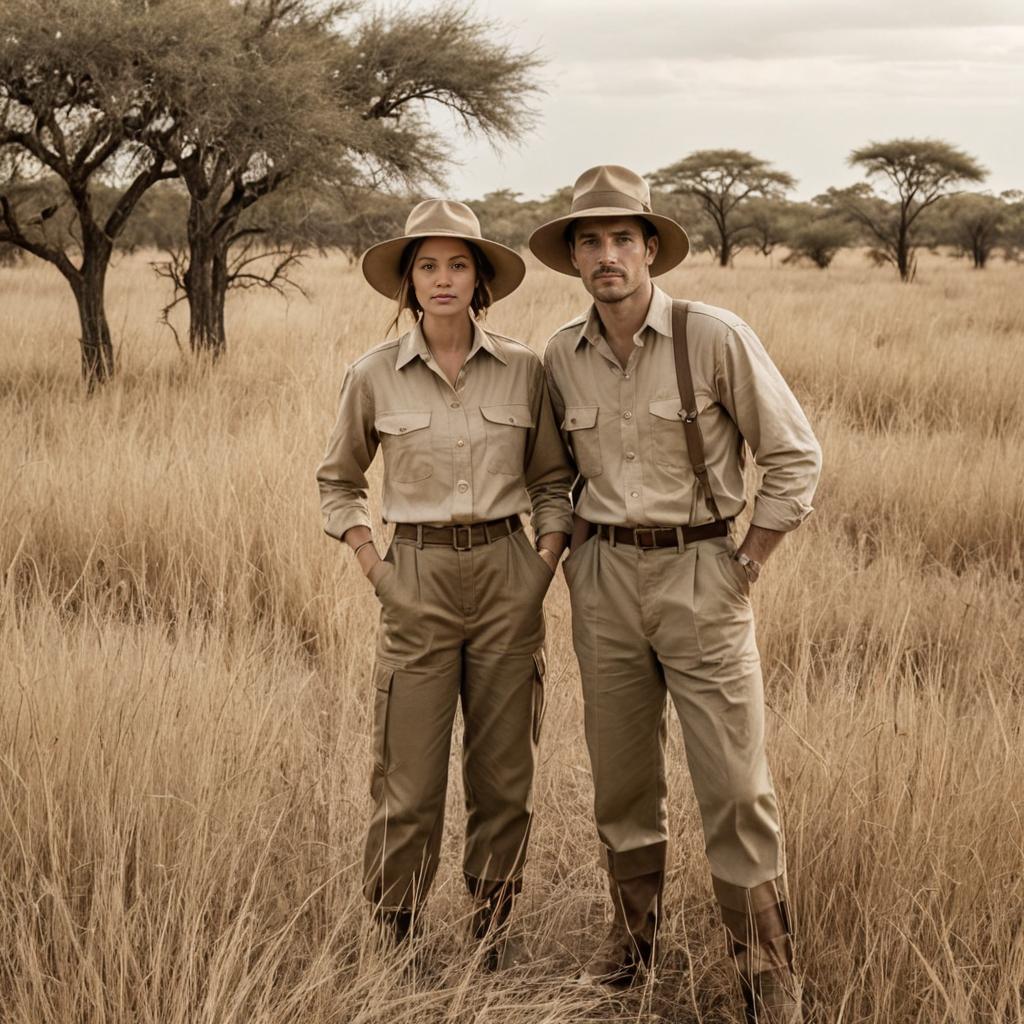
left=485, top=0, right=1024, bottom=64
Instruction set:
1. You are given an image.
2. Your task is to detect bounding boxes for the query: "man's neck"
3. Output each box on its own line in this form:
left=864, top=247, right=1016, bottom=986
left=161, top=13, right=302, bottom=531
left=594, top=280, right=654, bottom=364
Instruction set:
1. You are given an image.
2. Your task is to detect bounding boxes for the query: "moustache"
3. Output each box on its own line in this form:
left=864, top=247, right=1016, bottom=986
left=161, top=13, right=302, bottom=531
left=592, top=268, right=624, bottom=280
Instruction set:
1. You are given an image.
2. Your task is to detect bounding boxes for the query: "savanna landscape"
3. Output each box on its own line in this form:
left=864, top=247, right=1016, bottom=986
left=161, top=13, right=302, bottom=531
left=1, top=248, right=1022, bottom=1023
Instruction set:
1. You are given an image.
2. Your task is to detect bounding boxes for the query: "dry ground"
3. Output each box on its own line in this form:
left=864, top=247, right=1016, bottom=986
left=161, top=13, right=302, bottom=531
left=1, top=249, right=1022, bottom=1023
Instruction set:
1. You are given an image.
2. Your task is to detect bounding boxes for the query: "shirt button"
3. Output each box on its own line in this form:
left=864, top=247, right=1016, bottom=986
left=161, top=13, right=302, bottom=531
left=457, top=480, right=469, bottom=493
left=424, top=354, right=431, bottom=362
left=623, top=411, right=632, bottom=420
left=570, top=417, right=577, bottom=425
left=623, top=373, right=631, bottom=380
left=630, top=490, right=639, bottom=498
left=399, top=427, right=407, bottom=433
left=625, top=451, right=636, bottom=461
left=456, top=439, right=465, bottom=447
left=450, top=401, right=460, bottom=409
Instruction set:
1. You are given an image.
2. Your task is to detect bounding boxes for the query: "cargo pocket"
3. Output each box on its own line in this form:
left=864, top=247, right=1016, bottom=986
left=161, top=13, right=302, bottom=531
left=531, top=649, right=546, bottom=744
left=371, top=664, right=394, bottom=775
left=375, top=410, right=433, bottom=483
left=480, top=403, right=533, bottom=476
left=563, top=406, right=603, bottom=478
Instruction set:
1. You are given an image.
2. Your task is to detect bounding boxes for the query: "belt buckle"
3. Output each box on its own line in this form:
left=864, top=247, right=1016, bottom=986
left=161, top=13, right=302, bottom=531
left=633, top=527, right=654, bottom=550
left=452, top=525, right=472, bottom=551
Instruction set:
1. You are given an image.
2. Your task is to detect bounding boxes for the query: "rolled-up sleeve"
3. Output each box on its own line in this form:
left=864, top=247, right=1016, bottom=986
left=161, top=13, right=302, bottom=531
left=523, top=361, right=574, bottom=537
left=316, top=365, right=377, bottom=541
left=717, top=321, right=822, bottom=532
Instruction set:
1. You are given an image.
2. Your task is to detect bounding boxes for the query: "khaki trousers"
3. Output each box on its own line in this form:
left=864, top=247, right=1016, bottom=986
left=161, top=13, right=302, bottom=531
left=563, top=532, right=785, bottom=889
left=364, top=526, right=549, bottom=911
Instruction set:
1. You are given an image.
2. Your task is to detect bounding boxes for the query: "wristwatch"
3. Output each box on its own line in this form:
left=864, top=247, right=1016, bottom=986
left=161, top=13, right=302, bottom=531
left=734, top=552, right=762, bottom=583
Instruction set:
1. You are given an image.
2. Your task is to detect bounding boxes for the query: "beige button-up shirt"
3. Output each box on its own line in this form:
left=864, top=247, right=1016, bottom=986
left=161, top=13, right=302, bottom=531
left=543, top=285, right=821, bottom=531
left=317, top=319, right=574, bottom=541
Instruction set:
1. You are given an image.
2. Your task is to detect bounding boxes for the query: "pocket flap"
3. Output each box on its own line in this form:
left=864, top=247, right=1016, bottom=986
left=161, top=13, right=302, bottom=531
left=480, top=404, right=534, bottom=429
left=532, top=648, right=547, bottom=679
left=376, top=410, right=431, bottom=436
left=563, top=406, right=598, bottom=431
left=372, top=664, right=395, bottom=693
left=648, top=398, right=684, bottom=422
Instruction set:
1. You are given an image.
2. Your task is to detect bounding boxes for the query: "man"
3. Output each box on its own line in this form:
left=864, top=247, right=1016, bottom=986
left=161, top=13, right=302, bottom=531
left=530, top=166, right=821, bottom=1023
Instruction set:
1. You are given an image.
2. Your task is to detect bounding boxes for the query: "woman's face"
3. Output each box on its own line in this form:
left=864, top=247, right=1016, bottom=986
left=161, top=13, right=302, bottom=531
left=410, top=237, right=477, bottom=320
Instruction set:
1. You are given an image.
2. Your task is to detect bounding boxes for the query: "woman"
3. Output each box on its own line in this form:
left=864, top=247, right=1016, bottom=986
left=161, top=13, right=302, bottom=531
left=316, top=200, right=572, bottom=968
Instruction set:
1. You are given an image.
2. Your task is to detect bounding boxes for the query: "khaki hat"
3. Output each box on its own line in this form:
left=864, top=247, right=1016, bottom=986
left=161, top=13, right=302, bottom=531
left=360, top=199, right=526, bottom=302
left=529, top=165, right=689, bottom=277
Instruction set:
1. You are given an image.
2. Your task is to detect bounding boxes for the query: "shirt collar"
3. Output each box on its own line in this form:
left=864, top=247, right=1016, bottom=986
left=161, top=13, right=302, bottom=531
left=395, top=318, right=507, bottom=369
left=575, top=284, right=674, bottom=350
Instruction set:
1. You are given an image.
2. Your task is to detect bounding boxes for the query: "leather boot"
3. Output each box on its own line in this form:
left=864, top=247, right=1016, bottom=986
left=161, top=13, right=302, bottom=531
left=713, top=875, right=802, bottom=1024
left=581, top=869, right=664, bottom=988
left=374, top=907, right=414, bottom=949
left=469, top=881, right=530, bottom=971
left=739, top=966, right=803, bottom=1024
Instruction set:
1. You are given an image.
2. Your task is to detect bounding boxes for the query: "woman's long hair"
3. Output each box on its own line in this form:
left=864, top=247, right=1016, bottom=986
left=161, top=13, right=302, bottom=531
left=387, top=239, right=496, bottom=336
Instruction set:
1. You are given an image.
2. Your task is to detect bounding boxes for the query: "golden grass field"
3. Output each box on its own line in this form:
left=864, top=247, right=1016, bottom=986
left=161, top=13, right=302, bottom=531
left=1, top=249, right=1022, bottom=1023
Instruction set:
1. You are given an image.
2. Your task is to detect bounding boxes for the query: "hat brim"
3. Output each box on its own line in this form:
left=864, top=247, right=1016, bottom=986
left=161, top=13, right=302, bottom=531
left=360, top=229, right=526, bottom=302
left=528, top=209, right=689, bottom=277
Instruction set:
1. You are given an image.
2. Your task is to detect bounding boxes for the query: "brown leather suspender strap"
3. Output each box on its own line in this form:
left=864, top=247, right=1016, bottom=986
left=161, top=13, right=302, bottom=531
left=671, top=300, right=723, bottom=522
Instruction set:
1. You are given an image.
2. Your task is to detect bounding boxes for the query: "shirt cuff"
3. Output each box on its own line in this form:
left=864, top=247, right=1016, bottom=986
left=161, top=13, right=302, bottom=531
left=323, top=507, right=372, bottom=543
left=750, top=494, right=814, bottom=533
left=532, top=508, right=574, bottom=540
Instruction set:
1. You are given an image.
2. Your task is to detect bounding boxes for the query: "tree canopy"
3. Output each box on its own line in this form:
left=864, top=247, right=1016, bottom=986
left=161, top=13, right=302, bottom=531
left=651, top=149, right=796, bottom=266
left=825, top=137, right=987, bottom=281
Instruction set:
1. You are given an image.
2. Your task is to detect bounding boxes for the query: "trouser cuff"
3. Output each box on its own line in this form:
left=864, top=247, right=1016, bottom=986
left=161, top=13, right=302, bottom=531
left=604, top=841, right=668, bottom=880
left=712, top=873, right=795, bottom=975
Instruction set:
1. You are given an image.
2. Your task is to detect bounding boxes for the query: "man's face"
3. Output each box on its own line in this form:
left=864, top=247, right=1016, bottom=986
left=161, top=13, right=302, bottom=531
left=569, top=216, right=658, bottom=304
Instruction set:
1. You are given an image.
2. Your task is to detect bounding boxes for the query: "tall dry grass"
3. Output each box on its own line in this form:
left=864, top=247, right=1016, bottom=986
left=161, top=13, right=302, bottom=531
left=1, top=250, right=1022, bottom=1023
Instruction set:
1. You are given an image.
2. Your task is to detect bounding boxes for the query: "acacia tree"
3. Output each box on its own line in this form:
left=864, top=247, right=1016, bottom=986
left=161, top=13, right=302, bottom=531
left=782, top=203, right=855, bottom=269
left=0, top=0, right=195, bottom=385
left=742, top=197, right=794, bottom=258
left=651, top=150, right=795, bottom=266
left=934, top=192, right=1008, bottom=269
left=823, top=138, right=986, bottom=282
left=151, top=1, right=541, bottom=358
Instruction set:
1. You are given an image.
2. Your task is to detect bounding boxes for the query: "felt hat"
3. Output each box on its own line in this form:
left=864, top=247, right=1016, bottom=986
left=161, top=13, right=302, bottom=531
left=529, top=165, right=689, bottom=277
left=361, top=199, right=526, bottom=301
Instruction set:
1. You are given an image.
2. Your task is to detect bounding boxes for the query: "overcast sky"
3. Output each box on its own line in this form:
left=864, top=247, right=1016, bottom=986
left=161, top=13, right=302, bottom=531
left=409, top=0, right=1024, bottom=201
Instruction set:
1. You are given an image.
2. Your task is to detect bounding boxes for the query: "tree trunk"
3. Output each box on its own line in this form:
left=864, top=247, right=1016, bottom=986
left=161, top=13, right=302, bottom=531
left=184, top=236, right=229, bottom=357
left=182, top=195, right=232, bottom=359
left=69, top=242, right=115, bottom=389
left=972, top=235, right=987, bottom=269
left=895, top=225, right=911, bottom=282
left=718, top=235, right=731, bottom=267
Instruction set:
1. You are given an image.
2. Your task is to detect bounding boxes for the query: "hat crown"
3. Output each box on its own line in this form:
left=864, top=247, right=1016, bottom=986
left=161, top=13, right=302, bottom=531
left=571, top=165, right=652, bottom=216
left=404, top=199, right=483, bottom=240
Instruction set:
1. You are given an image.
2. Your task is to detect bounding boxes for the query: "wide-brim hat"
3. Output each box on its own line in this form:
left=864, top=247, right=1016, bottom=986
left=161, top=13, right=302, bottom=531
left=529, top=165, right=689, bottom=277
left=361, top=199, right=526, bottom=302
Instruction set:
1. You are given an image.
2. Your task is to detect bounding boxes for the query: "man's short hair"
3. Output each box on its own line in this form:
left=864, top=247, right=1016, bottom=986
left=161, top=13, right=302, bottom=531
left=564, top=216, right=658, bottom=248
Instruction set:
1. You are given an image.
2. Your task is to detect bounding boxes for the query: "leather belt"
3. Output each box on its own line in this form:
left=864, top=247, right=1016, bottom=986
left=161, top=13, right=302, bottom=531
left=595, top=519, right=729, bottom=550
left=393, top=515, right=522, bottom=550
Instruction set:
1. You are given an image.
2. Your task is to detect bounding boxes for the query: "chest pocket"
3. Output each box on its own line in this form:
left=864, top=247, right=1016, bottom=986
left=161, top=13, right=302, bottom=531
left=480, top=404, right=533, bottom=476
left=563, top=406, right=603, bottom=478
left=376, top=411, right=433, bottom=483
left=648, top=395, right=715, bottom=470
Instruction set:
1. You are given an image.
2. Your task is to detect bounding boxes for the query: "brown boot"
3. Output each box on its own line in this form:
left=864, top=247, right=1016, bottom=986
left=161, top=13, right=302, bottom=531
left=740, top=966, right=803, bottom=1023
left=713, top=875, right=803, bottom=1024
left=581, top=869, right=664, bottom=989
left=374, top=907, right=414, bottom=949
left=469, top=879, right=530, bottom=971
